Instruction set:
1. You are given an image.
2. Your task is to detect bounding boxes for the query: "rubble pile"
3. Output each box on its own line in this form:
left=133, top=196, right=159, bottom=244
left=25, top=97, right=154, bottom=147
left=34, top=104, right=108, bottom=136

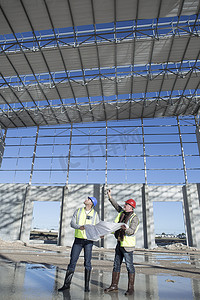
left=164, top=243, right=198, bottom=251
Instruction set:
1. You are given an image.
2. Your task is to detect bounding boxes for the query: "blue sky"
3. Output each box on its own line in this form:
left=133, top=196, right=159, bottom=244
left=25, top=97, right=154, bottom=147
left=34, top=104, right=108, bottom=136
left=153, top=202, right=185, bottom=235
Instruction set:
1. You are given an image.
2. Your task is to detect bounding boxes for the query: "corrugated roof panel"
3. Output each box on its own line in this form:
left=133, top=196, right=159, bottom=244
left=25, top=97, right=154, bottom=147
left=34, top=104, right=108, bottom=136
left=43, top=0, right=73, bottom=29
left=0, top=71, right=199, bottom=105
left=77, top=45, right=99, bottom=70
left=103, top=102, right=117, bottom=121
left=69, top=81, right=88, bottom=98
left=117, top=102, right=132, bottom=120
left=159, top=0, right=182, bottom=18
left=0, top=84, right=45, bottom=104
left=97, top=43, right=115, bottom=67
left=134, top=40, right=152, bottom=64
left=65, top=105, right=82, bottom=123
left=61, top=48, right=83, bottom=71
left=0, top=36, right=198, bottom=78
left=25, top=52, right=49, bottom=74
left=0, top=55, right=16, bottom=76
left=87, top=78, right=102, bottom=96
left=146, top=78, right=163, bottom=93
left=101, top=78, right=117, bottom=96
left=116, top=0, right=138, bottom=21
left=161, top=74, right=183, bottom=91
left=183, top=36, right=200, bottom=60
left=0, top=0, right=199, bottom=35
left=117, top=78, right=132, bottom=95
left=31, top=85, right=59, bottom=101
left=182, top=0, right=200, bottom=15
left=116, top=42, right=134, bottom=65
left=55, top=84, right=74, bottom=100
left=0, top=1, right=30, bottom=34
left=7, top=53, right=32, bottom=75
left=0, top=97, right=199, bottom=128
left=151, top=37, right=173, bottom=63
left=174, top=75, right=199, bottom=91
left=70, top=0, right=94, bottom=26
left=17, top=1, right=50, bottom=32
left=42, top=49, right=67, bottom=72
left=128, top=101, right=142, bottom=118
left=38, top=82, right=74, bottom=101
left=0, top=9, right=12, bottom=35
left=132, top=77, right=147, bottom=93
left=91, top=103, right=108, bottom=121
left=91, top=0, right=115, bottom=25
left=169, top=37, right=190, bottom=62
left=141, top=101, right=158, bottom=118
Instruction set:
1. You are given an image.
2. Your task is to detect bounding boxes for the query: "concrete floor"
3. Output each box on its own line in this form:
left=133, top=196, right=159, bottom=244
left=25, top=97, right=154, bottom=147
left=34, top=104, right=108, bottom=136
left=0, top=252, right=200, bottom=300
left=0, top=241, right=200, bottom=299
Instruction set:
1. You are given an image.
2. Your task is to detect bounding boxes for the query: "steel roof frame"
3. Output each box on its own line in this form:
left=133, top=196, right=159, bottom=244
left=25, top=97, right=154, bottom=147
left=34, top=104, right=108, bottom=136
left=0, top=0, right=199, bottom=128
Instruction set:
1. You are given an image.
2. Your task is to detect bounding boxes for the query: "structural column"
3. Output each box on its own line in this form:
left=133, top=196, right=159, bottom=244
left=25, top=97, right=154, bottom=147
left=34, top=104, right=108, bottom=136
left=58, top=124, right=73, bottom=246
left=19, top=127, right=39, bottom=242
left=182, top=184, right=200, bottom=248
left=142, top=184, right=155, bottom=249
left=58, top=185, right=69, bottom=246
left=19, top=185, right=34, bottom=243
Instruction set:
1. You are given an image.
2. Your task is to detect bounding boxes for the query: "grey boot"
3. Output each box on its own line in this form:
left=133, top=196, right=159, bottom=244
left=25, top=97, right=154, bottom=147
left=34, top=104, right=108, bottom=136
left=58, top=270, right=74, bottom=292
left=85, top=269, right=91, bottom=292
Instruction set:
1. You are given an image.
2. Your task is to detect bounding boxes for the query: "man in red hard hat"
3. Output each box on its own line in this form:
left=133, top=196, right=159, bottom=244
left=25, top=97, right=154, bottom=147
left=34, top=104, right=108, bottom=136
left=104, top=190, right=139, bottom=296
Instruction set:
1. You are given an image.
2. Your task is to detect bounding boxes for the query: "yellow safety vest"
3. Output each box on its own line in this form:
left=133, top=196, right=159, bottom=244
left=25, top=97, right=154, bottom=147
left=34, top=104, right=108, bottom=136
left=75, top=207, right=98, bottom=239
left=115, top=212, right=139, bottom=247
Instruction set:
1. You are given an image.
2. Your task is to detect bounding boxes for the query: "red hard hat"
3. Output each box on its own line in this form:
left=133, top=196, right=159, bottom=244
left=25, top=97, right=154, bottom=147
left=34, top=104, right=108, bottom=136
left=125, top=199, right=136, bottom=208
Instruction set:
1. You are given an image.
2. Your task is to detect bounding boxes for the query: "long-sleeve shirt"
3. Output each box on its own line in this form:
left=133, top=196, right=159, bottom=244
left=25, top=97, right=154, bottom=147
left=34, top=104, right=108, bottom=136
left=108, top=196, right=139, bottom=250
left=70, top=207, right=100, bottom=229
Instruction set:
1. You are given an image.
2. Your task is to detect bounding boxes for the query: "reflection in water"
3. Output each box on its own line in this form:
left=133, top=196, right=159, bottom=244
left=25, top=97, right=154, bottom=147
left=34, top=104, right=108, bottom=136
left=157, top=275, right=194, bottom=299
left=0, top=258, right=199, bottom=300
left=62, top=289, right=71, bottom=300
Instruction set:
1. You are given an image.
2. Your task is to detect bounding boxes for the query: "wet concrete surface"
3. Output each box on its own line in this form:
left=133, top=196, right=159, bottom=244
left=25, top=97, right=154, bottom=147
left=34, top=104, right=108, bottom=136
left=1, top=250, right=200, bottom=300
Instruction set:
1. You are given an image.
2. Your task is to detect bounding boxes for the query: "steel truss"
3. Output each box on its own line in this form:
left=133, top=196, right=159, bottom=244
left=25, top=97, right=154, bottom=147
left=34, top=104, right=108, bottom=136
left=0, top=6, right=199, bottom=128
left=0, top=17, right=199, bottom=53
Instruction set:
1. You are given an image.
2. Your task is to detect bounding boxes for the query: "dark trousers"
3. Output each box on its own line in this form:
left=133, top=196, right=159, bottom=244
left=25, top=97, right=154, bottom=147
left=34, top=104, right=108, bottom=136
left=113, top=242, right=135, bottom=273
left=67, top=238, right=94, bottom=272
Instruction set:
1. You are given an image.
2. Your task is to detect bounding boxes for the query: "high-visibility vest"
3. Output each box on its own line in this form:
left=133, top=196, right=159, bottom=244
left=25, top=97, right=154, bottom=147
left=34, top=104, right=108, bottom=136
left=75, top=207, right=98, bottom=239
left=114, top=212, right=139, bottom=247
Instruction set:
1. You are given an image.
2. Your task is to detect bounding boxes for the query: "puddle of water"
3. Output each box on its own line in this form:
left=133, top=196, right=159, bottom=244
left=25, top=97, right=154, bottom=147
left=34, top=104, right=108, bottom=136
left=134, top=253, right=200, bottom=266
left=0, top=259, right=199, bottom=300
left=156, top=274, right=200, bottom=300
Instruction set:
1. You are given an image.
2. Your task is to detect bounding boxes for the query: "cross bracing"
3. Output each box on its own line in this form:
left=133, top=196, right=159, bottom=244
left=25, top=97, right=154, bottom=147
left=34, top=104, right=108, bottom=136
left=0, top=17, right=199, bottom=53
left=0, top=0, right=199, bottom=128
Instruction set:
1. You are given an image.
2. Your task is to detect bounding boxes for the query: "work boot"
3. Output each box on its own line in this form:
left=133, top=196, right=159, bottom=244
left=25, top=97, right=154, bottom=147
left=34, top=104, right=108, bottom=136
left=104, top=271, right=120, bottom=292
left=58, top=270, right=74, bottom=291
left=84, top=268, right=91, bottom=292
left=125, top=272, right=135, bottom=296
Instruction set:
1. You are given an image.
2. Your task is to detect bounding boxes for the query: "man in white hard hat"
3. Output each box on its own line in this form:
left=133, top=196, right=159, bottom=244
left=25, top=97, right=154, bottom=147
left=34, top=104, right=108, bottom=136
left=58, top=196, right=99, bottom=293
